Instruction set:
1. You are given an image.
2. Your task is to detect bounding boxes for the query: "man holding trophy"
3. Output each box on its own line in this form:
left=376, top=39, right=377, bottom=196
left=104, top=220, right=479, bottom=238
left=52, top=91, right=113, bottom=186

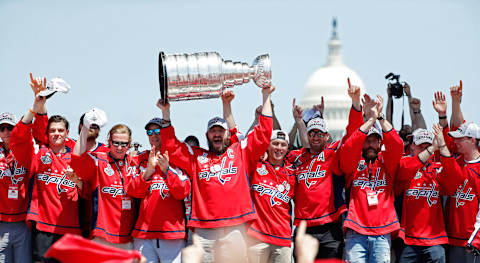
left=156, top=52, right=274, bottom=263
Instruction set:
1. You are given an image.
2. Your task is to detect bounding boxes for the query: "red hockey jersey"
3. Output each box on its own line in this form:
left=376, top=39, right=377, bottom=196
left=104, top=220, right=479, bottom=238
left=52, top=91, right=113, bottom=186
left=247, top=160, right=296, bottom=246
left=339, top=128, right=403, bottom=235
left=10, top=121, right=81, bottom=235
left=160, top=114, right=273, bottom=228
left=71, top=151, right=139, bottom=243
left=125, top=150, right=190, bottom=240
left=0, top=144, right=29, bottom=222
left=395, top=155, right=461, bottom=246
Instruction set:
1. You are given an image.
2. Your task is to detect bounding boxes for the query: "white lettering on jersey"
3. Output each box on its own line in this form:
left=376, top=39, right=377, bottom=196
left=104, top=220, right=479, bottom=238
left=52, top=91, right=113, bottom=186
left=405, top=181, right=439, bottom=207
left=37, top=172, right=76, bottom=195
left=453, top=179, right=475, bottom=208
left=297, top=162, right=326, bottom=189
left=352, top=168, right=386, bottom=192
left=198, top=156, right=237, bottom=185
left=149, top=182, right=169, bottom=199
left=0, top=161, right=26, bottom=185
left=252, top=181, right=291, bottom=206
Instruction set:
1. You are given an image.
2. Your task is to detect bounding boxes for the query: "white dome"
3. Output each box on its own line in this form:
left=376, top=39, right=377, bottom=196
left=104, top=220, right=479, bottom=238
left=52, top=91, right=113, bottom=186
left=300, top=19, right=366, bottom=140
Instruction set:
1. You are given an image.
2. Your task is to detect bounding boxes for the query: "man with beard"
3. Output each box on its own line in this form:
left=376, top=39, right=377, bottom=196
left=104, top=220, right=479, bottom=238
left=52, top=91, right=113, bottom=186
left=287, top=79, right=363, bottom=260
left=339, top=94, right=403, bottom=263
left=157, top=85, right=274, bottom=263
left=77, top=112, right=109, bottom=153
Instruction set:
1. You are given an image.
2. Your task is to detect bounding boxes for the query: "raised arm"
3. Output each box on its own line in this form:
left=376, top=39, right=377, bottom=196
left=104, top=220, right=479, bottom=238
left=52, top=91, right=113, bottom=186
left=222, top=90, right=236, bottom=130
left=292, top=98, right=309, bottom=148
left=386, top=83, right=393, bottom=124
left=377, top=95, right=404, bottom=173
left=409, top=97, right=427, bottom=130
left=450, top=80, right=464, bottom=129
left=345, top=78, right=364, bottom=138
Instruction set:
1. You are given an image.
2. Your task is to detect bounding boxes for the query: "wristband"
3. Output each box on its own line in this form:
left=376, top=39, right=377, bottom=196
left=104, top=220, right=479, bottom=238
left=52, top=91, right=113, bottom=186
left=29, top=108, right=36, bottom=115
left=426, top=147, right=433, bottom=155
left=413, top=110, right=421, bottom=114
left=439, top=115, right=447, bottom=119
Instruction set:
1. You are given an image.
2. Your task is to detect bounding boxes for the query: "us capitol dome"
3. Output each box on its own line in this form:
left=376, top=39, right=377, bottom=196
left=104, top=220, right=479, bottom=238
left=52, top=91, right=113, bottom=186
left=301, top=19, right=366, bottom=140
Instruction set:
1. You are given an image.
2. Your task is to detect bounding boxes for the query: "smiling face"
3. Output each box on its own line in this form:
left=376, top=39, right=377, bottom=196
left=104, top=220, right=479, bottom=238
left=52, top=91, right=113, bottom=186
left=109, top=133, right=130, bottom=159
left=267, top=139, right=289, bottom=165
left=48, top=122, right=68, bottom=148
left=0, top=124, right=13, bottom=145
left=206, top=126, right=228, bottom=154
left=307, top=129, right=329, bottom=153
left=146, top=123, right=161, bottom=148
left=454, top=136, right=477, bottom=155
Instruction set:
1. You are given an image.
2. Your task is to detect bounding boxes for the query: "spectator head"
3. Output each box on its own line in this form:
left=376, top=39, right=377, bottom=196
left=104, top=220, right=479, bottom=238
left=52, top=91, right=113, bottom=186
left=0, top=112, right=16, bottom=145
left=78, top=113, right=100, bottom=140
left=449, top=122, right=480, bottom=155
left=398, top=124, right=413, bottom=149
left=185, top=135, right=200, bottom=148
left=362, top=127, right=382, bottom=161
left=267, top=130, right=289, bottom=165
left=206, top=117, right=229, bottom=155
left=306, top=118, right=329, bottom=153
left=408, top=128, right=434, bottom=156
left=145, top=118, right=162, bottom=148
left=108, top=124, right=131, bottom=159
left=47, top=115, right=69, bottom=148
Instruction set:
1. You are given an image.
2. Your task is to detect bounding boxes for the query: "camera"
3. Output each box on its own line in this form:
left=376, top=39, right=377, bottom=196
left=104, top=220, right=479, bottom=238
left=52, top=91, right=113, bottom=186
left=385, top=72, right=404, bottom=99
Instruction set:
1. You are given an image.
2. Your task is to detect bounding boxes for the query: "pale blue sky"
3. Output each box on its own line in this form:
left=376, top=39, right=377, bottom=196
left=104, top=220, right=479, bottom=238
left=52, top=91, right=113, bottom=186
left=1, top=0, right=479, bottom=148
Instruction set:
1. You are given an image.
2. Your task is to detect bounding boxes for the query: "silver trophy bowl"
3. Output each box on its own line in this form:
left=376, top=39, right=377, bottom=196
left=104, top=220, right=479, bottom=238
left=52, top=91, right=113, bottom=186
left=158, top=52, right=271, bottom=102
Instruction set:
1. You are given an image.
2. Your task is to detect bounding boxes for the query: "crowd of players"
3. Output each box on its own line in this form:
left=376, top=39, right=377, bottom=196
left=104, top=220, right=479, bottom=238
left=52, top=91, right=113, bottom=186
left=0, top=73, right=479, bottom=263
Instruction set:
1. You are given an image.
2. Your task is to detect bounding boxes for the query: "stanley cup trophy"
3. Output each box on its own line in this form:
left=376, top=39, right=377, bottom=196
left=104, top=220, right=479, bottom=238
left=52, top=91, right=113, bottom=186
left=158, top=51, right=271, bottom=102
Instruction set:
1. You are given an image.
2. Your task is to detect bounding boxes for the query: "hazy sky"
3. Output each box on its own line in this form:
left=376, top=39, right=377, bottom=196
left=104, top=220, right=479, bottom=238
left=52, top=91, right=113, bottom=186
left=1, top=0, right=479, bottom=149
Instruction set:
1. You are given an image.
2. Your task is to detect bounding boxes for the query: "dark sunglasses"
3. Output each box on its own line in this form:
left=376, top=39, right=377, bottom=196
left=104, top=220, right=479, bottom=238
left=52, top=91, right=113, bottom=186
left=146, top=128, right=161, bottom=136
left=111, top=140, right=129, bottom=147
left=0, top=125, right=13, bottom=132
left=308, top=131, right=326, bottom=138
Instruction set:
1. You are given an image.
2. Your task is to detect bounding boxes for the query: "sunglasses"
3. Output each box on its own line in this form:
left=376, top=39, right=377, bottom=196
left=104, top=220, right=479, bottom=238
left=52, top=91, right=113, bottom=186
left=0, top=125, right=13, bottom=132
left=146, top=128, right=160, bottom=136
left=111, top=140, right=129, bottom=147
left=308, top=131, right=327, bottom=138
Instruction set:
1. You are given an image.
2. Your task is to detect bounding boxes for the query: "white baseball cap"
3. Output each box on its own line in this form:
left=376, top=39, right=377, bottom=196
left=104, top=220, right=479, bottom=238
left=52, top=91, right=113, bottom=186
left=367, top=126, right=383, bottom=139
left=271, top=129, right=289, bottom=144
left=38, top=77, right=71, bottom=98
left=0, top=112, right=16, bottom=126
left=83, top=107, right=108, bottom=129
left=408, top=128, right=434, bottom=145
left=207, top=117, right=227, bottom=131
left=448, top=122, right=480, bottom=139
left=307, top=117, right=328, bottom=133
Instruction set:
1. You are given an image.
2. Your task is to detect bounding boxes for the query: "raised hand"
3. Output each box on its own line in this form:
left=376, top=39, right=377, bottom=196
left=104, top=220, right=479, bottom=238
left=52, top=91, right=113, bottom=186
left=292, top=98, right=303, bottom=121
left=312, top=97, right=324, bottom=117
left=262, top=84, right=275, bottom=96
left=156, top=98, right=171, bottom=120
left=403, top=82, right=412, bottom=97
left=432, top=123, right=446, bottom=148
left=362, top=94, right=376, bottom=119
left=221, top=90, right=235, bottom=104
left=450, top=80, right=463, bottom=103
left=432, top=91, right=447, bottom=115
left=144, top=146, right=159, bottom=181
left=29, top=72, right=46, bottom=95
left=348, top=77, right=361, bottom=103
left=376, top=95, right=384, bottom=116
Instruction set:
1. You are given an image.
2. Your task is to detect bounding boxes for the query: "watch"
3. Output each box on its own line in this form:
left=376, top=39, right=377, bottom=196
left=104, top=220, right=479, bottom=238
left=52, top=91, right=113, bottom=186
left=377, top=113, right=385, bottom=121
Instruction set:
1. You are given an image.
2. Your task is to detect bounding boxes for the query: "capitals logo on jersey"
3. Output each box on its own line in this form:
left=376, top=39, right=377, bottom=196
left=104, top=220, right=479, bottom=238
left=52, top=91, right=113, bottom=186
left=405, top=181, right=439, bottom=207
left=297, top=158, right=326, bottom=189
left=352, top=167, right=387, bottom=192
left=198, top=156, right=238, bottom=185
left=452, top=179, right=475, bottom=208
left=37, top=171, right=76, bottom=195
left=149, top=181, right=170, bottom=199
left=252, top=180, right=291, bottom=206
left=0, top=161, right=26, bottom=185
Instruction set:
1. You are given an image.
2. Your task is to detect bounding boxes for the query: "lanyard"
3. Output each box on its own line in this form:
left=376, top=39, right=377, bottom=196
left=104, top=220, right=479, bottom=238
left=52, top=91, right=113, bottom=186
left=109, top=153, right=128, bottom=185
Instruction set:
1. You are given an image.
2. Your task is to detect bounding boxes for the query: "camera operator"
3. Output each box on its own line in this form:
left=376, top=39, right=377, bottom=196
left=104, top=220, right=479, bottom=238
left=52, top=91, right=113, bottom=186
left=386, top=81, right=426, bottom=154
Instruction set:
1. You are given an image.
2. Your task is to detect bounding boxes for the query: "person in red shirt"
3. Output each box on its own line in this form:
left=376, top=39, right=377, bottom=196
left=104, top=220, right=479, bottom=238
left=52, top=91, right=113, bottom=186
left=125, top=118, right=191, bottom=263
left=395, top=125, right=460, bottom=262
left=157, top=85, right=274, bottom=263
left=0, top=112, right=32, bottom=263
left=71, top=123, right=139, bottom=250
left=10, top=73, right=81, bottom=263
left=339, top=94, right=404, bottom=262
left=288, top=79, right=363, bottom=260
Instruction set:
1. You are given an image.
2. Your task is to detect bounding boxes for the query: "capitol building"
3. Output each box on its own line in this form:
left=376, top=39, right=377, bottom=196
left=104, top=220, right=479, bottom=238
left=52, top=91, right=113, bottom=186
left=300, top=19, right=366, bottom=140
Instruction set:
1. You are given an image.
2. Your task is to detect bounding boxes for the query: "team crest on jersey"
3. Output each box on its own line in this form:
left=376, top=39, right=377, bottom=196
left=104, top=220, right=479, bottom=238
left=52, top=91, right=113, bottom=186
left=256, top=164, right=268, bottom=176
left=198, top=156, right=237, bottom=185
left=405, top=181, right=439, bottom=207
left=297, top=161, right=326, bottom=189
left=40, top=153, right=52, bottom=164
left=104, top=164, right=115, bottom=176
left=352, top=168, right=386, bottom=192
left=414, top=171, right=422, bottom=180
left=37, top=172, right=75, bottom=195
left=453, top=179, right=475, bottom=208
left=357, top=160, right=366, bottom=172
left=0, top=161, right=26, bottom=185
left=197, top=154, right=209, bottom=164
left=252, top=181, right=291, bottom=206
left=149, top=181, right=170, bottom=199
